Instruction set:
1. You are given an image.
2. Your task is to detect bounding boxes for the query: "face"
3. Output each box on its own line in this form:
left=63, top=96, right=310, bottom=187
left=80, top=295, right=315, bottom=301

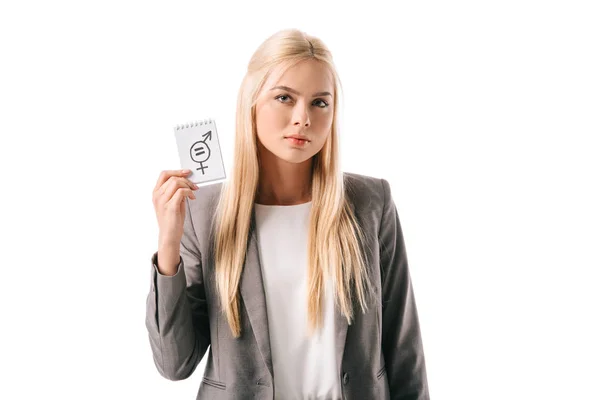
left=254, top=59, right=335, bottom=166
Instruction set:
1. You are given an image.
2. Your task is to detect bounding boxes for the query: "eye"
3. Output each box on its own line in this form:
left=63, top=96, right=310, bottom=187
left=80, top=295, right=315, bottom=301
left=275, top=94, right=291, bottom=103
left=314, top=98, right=329, bottom=108
left=275, top=94, right=329, bottom=108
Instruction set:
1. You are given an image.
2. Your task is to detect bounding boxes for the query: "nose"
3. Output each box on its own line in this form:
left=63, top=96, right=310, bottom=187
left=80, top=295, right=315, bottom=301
left=292, top=103, right=310, bottom=128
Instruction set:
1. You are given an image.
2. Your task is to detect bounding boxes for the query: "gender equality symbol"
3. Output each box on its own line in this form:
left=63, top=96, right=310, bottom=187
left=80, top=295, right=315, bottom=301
left=189, top=130, right=213, bottom=175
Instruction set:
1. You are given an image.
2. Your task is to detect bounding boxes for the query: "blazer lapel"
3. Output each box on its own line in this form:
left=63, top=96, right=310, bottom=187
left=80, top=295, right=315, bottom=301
left=240, top=208, right=274, bottom=378
left=239, top=206, right=350, bottom=380
left=334, top=297, right=350, bottom=373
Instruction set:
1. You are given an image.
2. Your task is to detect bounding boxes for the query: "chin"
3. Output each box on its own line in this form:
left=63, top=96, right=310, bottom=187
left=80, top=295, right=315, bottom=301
left=259, top=140, right=318, bottom=164
left=278, top=154, right=314, bottom=164
left=274, top=148, right=317, bottom=163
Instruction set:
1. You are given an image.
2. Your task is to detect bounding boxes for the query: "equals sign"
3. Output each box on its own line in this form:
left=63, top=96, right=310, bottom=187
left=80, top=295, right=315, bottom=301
left=195, top=149, right=205, bottom=156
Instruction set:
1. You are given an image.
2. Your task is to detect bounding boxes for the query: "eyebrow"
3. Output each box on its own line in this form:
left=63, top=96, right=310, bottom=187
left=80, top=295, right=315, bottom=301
left=269, top=85, right=332, bottom=97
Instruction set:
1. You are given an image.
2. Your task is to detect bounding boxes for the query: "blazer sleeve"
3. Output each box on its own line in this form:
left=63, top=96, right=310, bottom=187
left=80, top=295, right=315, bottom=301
left=379, top=178, right=430, bottom=400
left=145, top=196, right=211, bottom=381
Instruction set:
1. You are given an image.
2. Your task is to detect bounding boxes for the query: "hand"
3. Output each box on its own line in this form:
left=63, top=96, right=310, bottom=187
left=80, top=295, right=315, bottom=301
left=152, top=169, right=198, bottom=247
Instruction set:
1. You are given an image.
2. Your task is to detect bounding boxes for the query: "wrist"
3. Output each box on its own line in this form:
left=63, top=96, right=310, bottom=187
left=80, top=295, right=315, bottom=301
left=157, top=248, right=180, bottom=276
left=158, top=234, right=180, bottom=250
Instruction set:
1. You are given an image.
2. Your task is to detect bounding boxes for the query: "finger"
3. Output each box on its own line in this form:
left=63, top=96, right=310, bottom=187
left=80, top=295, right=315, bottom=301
left=159, top=176, right=197, bottom=198
left=157, top=177, right=197, bottom=205
left=154, top=169, right=191, bottom=192
left=166, top=187, right=195, bottom=210
left=154, top=176, right=184, bottom=206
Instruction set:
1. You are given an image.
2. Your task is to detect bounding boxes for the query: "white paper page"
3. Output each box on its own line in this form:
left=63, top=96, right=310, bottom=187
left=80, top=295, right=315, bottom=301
left=173, top=119, right=227, bottom=186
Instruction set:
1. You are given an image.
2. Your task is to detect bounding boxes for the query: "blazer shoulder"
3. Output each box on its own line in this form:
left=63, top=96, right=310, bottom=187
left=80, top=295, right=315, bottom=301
left=343, top=171, right=388, bottom=206
left=343, top=171, right=384, bottom=189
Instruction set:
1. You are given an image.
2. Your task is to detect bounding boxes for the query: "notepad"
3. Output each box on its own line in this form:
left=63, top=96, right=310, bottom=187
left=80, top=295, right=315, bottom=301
left=173, top=119, right=227, bottom=186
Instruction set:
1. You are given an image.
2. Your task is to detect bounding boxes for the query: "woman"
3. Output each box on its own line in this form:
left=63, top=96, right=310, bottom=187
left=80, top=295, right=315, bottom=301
left=146, top=28, right=429, bottom=400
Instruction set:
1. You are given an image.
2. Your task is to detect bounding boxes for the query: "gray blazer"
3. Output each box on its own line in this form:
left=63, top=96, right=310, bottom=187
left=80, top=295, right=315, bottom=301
left=145, top=172, right=429, bottom=399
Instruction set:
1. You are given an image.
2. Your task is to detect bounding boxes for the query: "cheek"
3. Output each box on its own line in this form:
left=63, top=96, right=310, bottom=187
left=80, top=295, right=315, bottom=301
left=257, top=103, right=288, bottom=133
left=313, top=111, right=334, bottom=133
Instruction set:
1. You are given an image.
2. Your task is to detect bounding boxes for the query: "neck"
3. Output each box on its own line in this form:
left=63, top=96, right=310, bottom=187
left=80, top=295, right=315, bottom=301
left=256, top=159, right=313, bottom=206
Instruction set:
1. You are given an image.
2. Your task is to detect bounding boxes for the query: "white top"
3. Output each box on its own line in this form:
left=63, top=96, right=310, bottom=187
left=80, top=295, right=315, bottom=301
left=254, top=201, right=341, bottom=400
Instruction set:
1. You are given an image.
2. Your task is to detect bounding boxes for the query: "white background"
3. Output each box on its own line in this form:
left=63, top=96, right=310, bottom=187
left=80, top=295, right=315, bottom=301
left=1, top=1, right=598, bottom=399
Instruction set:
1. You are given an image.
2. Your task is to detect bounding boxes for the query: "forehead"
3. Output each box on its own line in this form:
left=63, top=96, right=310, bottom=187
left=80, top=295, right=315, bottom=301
left=263, top=59, right=334, bottom=92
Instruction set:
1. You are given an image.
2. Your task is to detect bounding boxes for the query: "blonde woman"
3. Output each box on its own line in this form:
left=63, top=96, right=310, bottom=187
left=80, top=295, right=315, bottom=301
left=147, top=29, right=429, bottom=400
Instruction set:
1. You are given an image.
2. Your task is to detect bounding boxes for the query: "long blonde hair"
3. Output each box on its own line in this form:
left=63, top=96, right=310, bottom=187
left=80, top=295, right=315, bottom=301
left=213, top=28, right=376, bottom=338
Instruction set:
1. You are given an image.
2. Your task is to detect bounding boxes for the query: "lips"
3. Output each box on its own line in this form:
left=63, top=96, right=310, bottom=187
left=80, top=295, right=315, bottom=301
left=285, top=137, right=309, bottom=146
left=285, top=135, right=310, bottom=142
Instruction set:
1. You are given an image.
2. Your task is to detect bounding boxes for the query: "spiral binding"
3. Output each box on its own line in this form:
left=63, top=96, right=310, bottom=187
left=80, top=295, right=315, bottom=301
left=175, top=118, right=214, bottom=130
